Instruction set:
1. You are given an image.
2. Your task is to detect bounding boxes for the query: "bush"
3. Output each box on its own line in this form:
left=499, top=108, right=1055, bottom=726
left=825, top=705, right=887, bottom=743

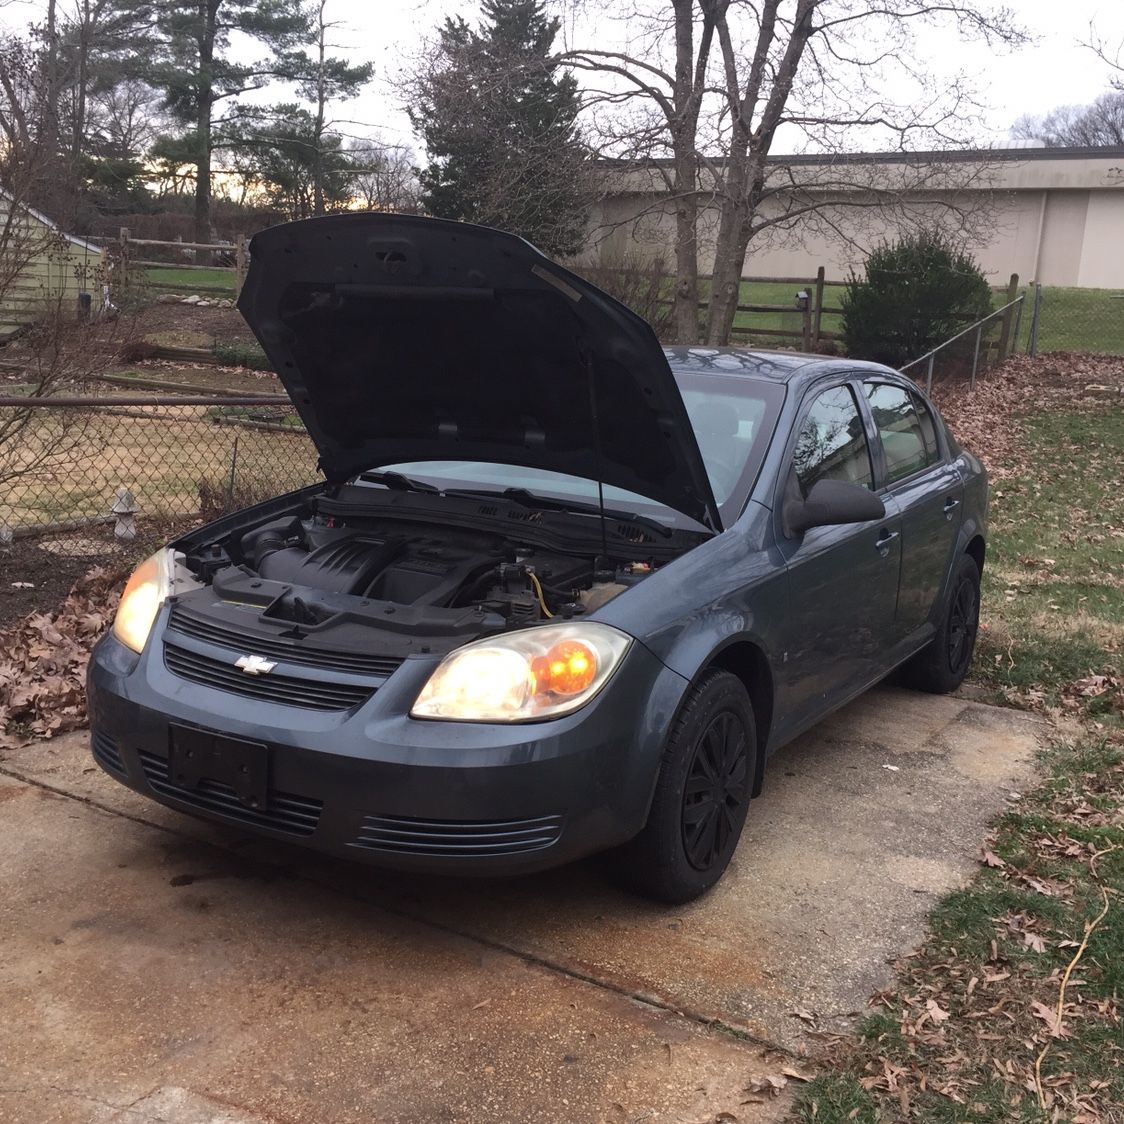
left=197, top=474, right=278, bottom=521
left=212, top=339, right=273, bottom=371
left=841, top=230, right=993, bottom=368
left=575, top=250, right=674, bottom=342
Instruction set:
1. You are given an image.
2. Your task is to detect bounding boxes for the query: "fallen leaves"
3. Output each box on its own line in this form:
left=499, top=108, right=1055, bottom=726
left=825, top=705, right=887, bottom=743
left=0, top=565, right=127, bottom=748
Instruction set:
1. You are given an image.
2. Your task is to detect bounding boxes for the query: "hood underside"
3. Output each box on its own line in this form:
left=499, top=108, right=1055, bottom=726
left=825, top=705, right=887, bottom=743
left=237, top=214, right=721, bottom=530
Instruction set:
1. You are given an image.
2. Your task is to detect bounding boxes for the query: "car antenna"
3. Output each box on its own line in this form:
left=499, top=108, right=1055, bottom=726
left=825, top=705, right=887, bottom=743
left=579, top=338, right=611, bottom=572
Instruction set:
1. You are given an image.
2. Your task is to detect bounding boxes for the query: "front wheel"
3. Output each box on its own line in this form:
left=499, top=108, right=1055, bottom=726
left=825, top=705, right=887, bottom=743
left=609, top=669, right=757, bottom=904
left=901, top=554, right=981, bottom=694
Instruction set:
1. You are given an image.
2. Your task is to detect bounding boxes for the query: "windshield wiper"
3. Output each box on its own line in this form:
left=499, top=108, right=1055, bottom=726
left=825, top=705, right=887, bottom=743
left=359, top=470, right=441, bottom=494
left=447, top=486, right=673, bottom=539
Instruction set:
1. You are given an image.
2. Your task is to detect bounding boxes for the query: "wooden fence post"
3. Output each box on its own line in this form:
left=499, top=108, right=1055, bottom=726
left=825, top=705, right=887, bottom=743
left=235, top=234, right=248, bottom=296
left=812, top=266, right=825, bottom=350
left=998, top=272, right=1019, bottom=360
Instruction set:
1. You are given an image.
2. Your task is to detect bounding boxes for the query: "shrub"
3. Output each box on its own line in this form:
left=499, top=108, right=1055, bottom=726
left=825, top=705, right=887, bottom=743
left=197, top=474, right=277, bottom=521
left=212, top=339, right=273, bottom=371
left=841, top=230, right=993, bottom=368
left=575, top=250, right=674, bottom=342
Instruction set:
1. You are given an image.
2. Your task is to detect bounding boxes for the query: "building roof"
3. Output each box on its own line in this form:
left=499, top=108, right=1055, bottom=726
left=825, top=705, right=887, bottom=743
left=0, top=187, right=102, bottom=255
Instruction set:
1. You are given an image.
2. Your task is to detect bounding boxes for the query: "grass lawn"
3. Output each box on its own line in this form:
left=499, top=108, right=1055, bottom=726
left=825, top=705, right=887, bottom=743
left=141, top=265, right=236, bottom=295
left=1016, top=286, right=1124, bottom=356
left=792, top=356, right=1124, bottom=1123
left=707, top=280, right=1124, bottom=358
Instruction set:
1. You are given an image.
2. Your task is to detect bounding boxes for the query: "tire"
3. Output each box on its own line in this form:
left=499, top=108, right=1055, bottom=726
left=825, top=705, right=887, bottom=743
left=609, top=669, right=757, bottom=904
left=900, top=553, right=981, bottom=694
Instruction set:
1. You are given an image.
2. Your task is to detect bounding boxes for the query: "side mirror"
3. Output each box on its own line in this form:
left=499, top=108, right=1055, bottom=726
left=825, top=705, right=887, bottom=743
left=784, top=478, right=886, bottom=537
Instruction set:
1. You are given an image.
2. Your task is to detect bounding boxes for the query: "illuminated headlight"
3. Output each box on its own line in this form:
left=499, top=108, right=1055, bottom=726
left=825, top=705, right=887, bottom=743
left=411, top=622, right=632, bottom=722
left=111, top=549, right=176, bottom=653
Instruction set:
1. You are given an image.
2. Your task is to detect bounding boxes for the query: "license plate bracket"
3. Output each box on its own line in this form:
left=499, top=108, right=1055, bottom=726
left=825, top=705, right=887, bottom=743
left=169, top=725, right=269, bottom=810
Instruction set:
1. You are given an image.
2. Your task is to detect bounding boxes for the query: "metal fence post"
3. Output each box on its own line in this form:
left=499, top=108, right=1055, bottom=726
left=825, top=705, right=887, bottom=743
left=926, top=354, right=934, bottom=395
left=1011, top=295, right=1024, bottom=356
left=970, top=325, right=982, bottom=390
left=1028, top=283, right=1043, bottom=357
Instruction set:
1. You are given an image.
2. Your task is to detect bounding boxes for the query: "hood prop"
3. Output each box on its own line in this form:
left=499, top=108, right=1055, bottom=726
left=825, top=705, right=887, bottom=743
left=579, top=337, right=610, bottom=567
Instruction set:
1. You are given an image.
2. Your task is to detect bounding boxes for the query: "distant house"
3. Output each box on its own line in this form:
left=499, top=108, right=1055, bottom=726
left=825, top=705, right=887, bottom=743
left=0, top=189, right=107, bottom=339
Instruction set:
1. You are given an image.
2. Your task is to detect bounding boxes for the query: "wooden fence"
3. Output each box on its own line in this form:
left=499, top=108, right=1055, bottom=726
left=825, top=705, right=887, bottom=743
left=112, top=228, right=249, bottom=298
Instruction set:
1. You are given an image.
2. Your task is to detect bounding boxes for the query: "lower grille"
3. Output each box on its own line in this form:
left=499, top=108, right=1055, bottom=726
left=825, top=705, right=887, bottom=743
left=164, top=642, right=373, bottom=712
left=139, top=751, right=322, bottom=836
left=91, top=730, right=126, bottom=777
left=352, top=813, right=564, bottom=857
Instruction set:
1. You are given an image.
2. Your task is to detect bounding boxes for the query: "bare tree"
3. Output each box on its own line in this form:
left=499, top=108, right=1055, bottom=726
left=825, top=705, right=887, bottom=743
left=347, top=138, right=421, bottom=213
left=0, top=181, right=138, bottom=513
left=1011, top=91, right=1124, bottom=147
left=566, top=0, right=1024, bottom=345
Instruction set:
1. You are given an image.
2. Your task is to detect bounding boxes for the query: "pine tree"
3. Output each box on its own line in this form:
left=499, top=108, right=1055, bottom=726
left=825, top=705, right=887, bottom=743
left=126, top=0, right=309, bottom=251
left=410, top=0, right=588, bottom=257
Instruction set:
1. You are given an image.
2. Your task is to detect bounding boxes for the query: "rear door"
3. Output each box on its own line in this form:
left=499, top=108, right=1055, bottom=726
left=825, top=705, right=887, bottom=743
left=772, top=381, right=903, bottom=728
left=861, top=381, right=963, bottom=640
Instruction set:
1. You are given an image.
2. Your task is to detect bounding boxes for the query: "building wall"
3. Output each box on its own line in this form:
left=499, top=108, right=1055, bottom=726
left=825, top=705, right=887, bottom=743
left=590, top=150, right=1124, bottom=289
left=0, top=198, right=106, bottom=336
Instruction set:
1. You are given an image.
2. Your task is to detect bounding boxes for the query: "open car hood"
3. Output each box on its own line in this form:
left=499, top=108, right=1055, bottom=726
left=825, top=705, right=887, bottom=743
left=237, top=214, right=721, bottom=531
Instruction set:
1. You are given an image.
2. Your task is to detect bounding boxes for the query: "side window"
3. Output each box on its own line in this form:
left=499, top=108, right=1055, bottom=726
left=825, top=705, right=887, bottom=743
left=909, top=391, right=941, bottom=461
left=864, top=383, right=939, bottom=484
left=792, top=385, right=873, bottom=496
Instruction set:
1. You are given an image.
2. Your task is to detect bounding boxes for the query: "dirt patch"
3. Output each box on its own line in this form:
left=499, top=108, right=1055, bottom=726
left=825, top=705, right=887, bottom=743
left=123, top=360, right=283, bottom=395
left=135, top=302, right=255, bottom=350
left=0, top=539, right=115, bottom=630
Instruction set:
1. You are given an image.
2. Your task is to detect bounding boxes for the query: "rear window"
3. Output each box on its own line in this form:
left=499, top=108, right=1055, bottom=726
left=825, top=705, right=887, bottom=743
left=865, top=382, right=941, bottom=484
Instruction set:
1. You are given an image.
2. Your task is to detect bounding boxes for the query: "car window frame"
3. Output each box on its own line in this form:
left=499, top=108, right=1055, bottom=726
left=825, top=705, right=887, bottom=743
left=771, top=375, right=878, bottom=513
left=858, top=376, right=950, bottom=494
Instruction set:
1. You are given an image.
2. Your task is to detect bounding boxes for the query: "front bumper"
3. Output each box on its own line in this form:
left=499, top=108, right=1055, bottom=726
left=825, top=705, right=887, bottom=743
left=86, top=612, right=688, bottom=876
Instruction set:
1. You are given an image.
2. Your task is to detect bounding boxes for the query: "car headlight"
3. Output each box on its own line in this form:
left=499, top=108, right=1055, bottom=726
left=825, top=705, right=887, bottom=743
left=112, top=549, right=176, bottom=653
left=411, top=622, right=632, bottom=722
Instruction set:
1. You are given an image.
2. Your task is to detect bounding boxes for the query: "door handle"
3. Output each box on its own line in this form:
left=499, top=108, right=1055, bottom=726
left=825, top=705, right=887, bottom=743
left=876, top=529, right=900, bottom=556
left=944, top=497, right=961, bottom=520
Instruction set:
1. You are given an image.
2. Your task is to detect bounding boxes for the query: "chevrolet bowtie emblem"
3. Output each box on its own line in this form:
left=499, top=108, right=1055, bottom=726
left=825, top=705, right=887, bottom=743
left=235, top=654, right=277, bottom=676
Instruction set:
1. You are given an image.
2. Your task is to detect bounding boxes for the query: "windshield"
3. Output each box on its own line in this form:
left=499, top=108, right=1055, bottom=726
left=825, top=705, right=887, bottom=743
left=370, top=371, right=784, bottom=528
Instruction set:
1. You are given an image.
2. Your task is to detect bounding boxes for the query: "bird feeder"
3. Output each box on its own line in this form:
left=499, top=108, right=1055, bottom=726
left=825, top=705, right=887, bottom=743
left=110, top=486, right=139, bottom=541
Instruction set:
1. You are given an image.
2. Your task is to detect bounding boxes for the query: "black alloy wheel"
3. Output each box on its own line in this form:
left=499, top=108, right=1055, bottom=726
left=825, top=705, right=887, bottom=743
left=900, top=553, right=982, bottom=694
left=682, top=710, right=750, bottom=871
left=608, top=668, right=757, bottom=904
left=947, top=570, right=980, bottom=677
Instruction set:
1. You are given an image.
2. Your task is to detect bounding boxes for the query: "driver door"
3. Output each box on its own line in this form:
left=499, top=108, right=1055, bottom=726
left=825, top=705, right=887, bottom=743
left=772, top=382, right=903, bottom=735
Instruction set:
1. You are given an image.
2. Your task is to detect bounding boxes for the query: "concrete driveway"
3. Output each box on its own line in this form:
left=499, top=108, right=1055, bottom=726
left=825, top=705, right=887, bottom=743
left=0, top=686, right=1041, bottom=1124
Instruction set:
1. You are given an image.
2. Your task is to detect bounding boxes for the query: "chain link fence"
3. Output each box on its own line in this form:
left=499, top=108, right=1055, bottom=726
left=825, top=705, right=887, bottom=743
left=1, top=394, right=319, bottom=568
left=1023, top=286, right=1124, bottom=357
left=900, top=297, right=1024, bottom=390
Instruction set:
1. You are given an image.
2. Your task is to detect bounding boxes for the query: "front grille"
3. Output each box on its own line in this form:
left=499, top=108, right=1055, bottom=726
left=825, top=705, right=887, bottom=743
left=352, top=813, right=564, bottom=858
left=91, top=730, right=126, bottom=777
left=167, top=605, right=405, bottom=678
left=139, top=750, right=322, bottom=836
left=164, top=643, right=373, bottom=712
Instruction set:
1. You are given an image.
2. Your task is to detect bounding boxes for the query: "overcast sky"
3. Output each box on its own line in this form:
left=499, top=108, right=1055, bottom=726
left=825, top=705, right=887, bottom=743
left=4, top=0, right=1124, bottom=154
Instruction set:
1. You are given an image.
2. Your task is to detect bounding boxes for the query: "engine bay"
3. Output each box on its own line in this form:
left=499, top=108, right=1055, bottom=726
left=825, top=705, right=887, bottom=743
left=175, top=484, right=683, bottom=649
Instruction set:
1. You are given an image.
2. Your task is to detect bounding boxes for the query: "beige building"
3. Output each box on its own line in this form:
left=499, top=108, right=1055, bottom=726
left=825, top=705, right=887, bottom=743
left=589, top=146, right=1124, bottom=288
left=0, top=189, right=107, bottom=338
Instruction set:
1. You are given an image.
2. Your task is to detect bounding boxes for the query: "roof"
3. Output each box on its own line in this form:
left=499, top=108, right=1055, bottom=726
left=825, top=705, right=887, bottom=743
left=0, top=187, right=101, bottom=255
left=665, top=345, right=828, bottom=381
left=664, top=345, right=905, bottom=385
left=604, top=144, right=1124, bottom=170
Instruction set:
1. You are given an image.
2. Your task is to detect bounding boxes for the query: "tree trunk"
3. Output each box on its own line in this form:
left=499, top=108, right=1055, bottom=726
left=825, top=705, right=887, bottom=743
left=671, top=148, right=700, bottom=343
left=706, top=150, right=752, bottom=346
left=194, top=2, right=218, bottom=260
left=312, top=0, right=327, bottom=215
left=71, top=0, right=90, bottom=162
